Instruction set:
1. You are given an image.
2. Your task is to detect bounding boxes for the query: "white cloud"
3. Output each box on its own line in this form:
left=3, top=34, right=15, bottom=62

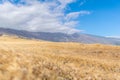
left=106, top=36, right=120, bottom=39
left=65, top=11, right=90, bottom=21
left=79, top=0, right=86, bottom=6
left=0, top=0, right=90, bottom=34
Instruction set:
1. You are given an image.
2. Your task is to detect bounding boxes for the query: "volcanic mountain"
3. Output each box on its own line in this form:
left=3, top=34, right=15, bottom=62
left=0, top=28, right=120, bottom=45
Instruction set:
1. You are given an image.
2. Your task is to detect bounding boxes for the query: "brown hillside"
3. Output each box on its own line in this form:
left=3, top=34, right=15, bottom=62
left=0, top=35, right=120, bottom=80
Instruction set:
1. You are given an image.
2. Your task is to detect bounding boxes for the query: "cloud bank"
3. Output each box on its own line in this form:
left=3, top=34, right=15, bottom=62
left=0, top=0, right=90, bottom=34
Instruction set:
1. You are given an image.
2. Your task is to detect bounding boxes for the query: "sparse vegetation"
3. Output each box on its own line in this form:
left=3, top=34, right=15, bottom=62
left=0, top=35, right=120, bottom=80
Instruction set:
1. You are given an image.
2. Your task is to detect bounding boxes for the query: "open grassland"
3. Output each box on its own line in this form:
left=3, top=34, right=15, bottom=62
left=0, top=35, right=120, bottom=80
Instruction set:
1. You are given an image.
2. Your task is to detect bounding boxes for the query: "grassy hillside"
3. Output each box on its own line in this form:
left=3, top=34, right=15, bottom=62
left=0, top=35, right=120, bottom=80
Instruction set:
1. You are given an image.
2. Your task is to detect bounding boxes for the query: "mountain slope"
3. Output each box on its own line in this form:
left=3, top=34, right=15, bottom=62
left=0, top=28, right=120, bottom=45
left=0, top=35, right=120, bottom=80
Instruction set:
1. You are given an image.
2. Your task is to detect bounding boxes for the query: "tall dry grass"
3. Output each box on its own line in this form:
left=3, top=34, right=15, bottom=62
left=0, top=35, right=120, bottom=80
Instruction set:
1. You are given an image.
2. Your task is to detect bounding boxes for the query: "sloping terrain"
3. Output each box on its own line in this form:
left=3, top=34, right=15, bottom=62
left=0, top=35, right=120, bottom=80
left=0, top=28, right=120, bottom=45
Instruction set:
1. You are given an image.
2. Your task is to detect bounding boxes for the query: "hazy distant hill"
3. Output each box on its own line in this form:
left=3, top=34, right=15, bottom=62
left=0, top=27, right=120, bottom=45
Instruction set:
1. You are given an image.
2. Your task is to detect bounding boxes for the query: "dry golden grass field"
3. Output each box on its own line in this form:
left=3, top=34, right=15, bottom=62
left=0, top=35, right=120, bottom=80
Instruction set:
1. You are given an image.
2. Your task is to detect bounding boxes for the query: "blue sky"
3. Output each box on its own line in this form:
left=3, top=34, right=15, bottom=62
left=0, top=0, right=120, bottom=37
left=68, top=0, right=120, bottom=36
